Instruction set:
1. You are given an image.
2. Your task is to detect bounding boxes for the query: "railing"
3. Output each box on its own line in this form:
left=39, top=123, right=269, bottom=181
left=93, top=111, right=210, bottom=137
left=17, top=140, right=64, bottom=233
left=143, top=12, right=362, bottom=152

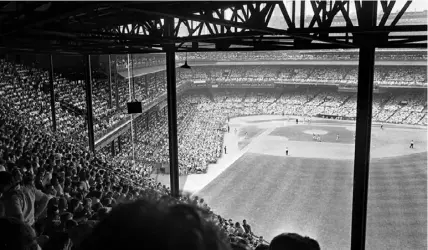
left=94, top=115, right=131, bottom=141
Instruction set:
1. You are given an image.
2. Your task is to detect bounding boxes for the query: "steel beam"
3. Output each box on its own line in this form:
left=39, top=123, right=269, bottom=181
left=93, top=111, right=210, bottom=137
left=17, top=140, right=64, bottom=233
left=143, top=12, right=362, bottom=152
left=288, top=25, right=428, bottom=34
left=391, top=0, right=412, bottom=26
left=165, top=17, right=180, bottom=198
left=119, top=5, right=356, bottom=48
left=115, top=57, right=119, bottom=109
left=351, top=1, right=377, bottom=250
left=108, top=54, right=113, bottom=109
left=84, top=54, right=95, bottom=152
left=2, top=3, right=112, bottom=36
left=300, top=0, right=305, bottom=28
left=48, top=54, right=57, bottom=132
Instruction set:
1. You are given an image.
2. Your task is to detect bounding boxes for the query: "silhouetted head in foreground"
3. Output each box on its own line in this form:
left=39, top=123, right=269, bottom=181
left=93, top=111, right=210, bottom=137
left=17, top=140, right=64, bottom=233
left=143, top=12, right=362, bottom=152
left=78, top=198, right=231, bottom=250
left=0, top=216, right=39, bottom=250
left=269, top=233, right=320, bottom=250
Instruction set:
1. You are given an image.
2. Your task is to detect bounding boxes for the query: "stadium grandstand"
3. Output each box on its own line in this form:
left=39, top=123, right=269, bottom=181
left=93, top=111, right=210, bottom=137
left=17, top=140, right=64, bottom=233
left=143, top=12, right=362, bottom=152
left=0, top=1, right=426, bottom=250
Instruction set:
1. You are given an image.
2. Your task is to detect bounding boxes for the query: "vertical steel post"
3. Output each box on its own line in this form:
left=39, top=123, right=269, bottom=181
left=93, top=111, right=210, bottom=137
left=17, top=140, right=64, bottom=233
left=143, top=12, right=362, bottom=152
left=127, top=54, right=136, bottom=163
left=108, top=54, right=113, bottom=109
left=145, top=74, right=148, bottom=97
left=84, top=55, right=95, bottom=152
left=48, top=55, right=57, bottom=132
left=300, top=0, right=305, bottom=28
left=351, top=2, right=377, bottom=250
left=165, top=17, right=180, bottom=198
left=114, top=56, right=119, bottom=109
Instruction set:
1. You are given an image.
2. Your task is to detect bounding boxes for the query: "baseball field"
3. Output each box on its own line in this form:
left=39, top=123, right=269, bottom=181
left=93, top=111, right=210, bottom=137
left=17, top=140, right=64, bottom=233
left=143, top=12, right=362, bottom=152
left=154, top=115, right=427, bottom=250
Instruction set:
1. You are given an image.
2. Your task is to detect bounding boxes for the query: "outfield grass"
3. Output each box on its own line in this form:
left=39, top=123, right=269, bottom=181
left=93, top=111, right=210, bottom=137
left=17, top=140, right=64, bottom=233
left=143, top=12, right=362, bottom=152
left=197, top=152, right=427, bottom=250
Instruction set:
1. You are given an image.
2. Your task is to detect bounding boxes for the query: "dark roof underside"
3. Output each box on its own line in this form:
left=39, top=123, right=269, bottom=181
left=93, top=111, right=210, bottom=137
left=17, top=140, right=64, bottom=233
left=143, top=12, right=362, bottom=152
left=0, top=1, right=426, bottom=55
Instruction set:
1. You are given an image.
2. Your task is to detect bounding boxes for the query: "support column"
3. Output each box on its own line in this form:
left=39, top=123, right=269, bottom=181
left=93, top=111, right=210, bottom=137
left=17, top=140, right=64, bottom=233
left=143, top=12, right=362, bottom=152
left=111, top=140, right=115, bottom=156
left=350, top=2, right=377, bottom=250
left=115, top=56, right=120, bottom=109
left=84, top=55, right=95, bottom=152
left=145, top=74, right=148, bottom=97
left=127, top=54, right=136, bottom=163
left=48, top=55, right=57, bottom=132
left=300, top=0, right=305, bottom=28
left=165, top=17, right=180, bottom=198
left=155, top=72, right=159, bottom=92
left=108, top=55, right=113, bottom=109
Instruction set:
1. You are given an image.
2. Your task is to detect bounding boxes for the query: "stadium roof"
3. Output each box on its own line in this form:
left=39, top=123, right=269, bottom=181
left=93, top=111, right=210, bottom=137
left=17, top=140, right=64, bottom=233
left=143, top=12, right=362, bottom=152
left=0, top=1, right=426, bottom=55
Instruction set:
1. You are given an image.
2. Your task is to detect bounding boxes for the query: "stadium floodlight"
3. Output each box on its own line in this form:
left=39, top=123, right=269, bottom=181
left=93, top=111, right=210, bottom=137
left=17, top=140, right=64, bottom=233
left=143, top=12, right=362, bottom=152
left=180, top=52, right=191, bottom=69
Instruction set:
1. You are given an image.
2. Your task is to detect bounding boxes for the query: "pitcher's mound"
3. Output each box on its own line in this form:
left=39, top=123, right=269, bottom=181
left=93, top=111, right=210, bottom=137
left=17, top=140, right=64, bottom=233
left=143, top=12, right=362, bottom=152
left=303, top=129, right=328, bottom=135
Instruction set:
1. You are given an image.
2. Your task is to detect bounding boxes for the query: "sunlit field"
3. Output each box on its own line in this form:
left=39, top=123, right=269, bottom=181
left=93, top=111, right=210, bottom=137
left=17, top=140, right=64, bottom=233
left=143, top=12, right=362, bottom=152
left=189, top=116, right=427, bottom=250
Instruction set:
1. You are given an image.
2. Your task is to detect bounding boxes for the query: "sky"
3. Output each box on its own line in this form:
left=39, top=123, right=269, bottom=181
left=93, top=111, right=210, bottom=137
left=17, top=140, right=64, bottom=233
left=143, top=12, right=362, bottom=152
left=281, top=0, right=427, bottom=15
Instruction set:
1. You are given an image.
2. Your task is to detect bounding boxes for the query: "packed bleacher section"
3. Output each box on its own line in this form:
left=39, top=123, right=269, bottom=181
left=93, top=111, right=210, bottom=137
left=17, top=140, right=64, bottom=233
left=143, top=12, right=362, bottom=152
left=116, top=50, right=427, bottom=70
left=182, top=65, right=427, bottom=87
left=116, top=53, right=167, bottom=71
left=3, top=58, right=421, bottom=148
left=1, top=58, right=426, bottom=153
left=0, top=59, right=178, bottom=144
left=101, top=88, right=425, bottom=178
left=0, top=97, right=274, bottom=250
left=1, top=59, right=426, bottom=153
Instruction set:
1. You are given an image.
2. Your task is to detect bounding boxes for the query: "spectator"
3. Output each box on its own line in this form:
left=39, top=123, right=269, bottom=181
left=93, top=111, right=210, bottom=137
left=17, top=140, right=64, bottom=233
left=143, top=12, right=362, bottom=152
left=42, top=231, right=72, bottom=250
left=0, top=171, right=50, bottom=226
left=269, top=233, right=320, bottom=250
left=255, top=244, right=269, bottom=250
left=0, top=216, right=41, bottom=250
left=235, top=222, right=246, bottom=235
left=78, top=198, right=232, bottom=250
left=243, top=219, right=252, bottom=234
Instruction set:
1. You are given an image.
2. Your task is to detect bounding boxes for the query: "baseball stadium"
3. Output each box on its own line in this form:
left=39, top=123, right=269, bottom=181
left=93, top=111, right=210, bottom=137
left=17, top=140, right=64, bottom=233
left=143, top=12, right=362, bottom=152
left=0, top=1, right=426, bottom=250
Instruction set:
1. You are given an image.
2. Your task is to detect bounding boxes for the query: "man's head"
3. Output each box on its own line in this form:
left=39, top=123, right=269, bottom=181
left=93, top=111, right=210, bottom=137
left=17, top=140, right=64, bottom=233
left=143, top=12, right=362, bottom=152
left=79, top=198, right=231, bottom=250
left=0, top=171, right=15, bottom=193
left=255, top=244, right=269, bottom=250
left=269, top=233, right=320, bottom=250
left=0, top=216, right=39, bottom=250
left=58, top=197, right=68, bottom=211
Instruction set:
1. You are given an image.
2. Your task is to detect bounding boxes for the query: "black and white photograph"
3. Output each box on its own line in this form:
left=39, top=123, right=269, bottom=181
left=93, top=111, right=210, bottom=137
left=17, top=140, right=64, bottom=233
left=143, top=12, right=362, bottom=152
left=0, top=1, right=426, bottom=250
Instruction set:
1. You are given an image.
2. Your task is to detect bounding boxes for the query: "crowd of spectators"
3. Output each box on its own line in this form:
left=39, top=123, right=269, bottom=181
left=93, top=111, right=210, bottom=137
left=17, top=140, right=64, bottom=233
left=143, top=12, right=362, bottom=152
left=102, top=88, right=425, bottom=179
left=2, top=59, right=425, bottom=149
left=0, top=59, right=180, bottom=144
left=1, top=59, right=426, bottom=178
left=116, top=53, right=167, bottom=70
left=178, top=50, right=427, bottom=63
left=0, top=60, right=86, bottom=139
left=181, top=65, right=427, bottom=87
left=0, top=97, right=290, bottom=250
left=115, top=50, right=427, bottom=70
left=103, top=93, right=223, bottom=176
